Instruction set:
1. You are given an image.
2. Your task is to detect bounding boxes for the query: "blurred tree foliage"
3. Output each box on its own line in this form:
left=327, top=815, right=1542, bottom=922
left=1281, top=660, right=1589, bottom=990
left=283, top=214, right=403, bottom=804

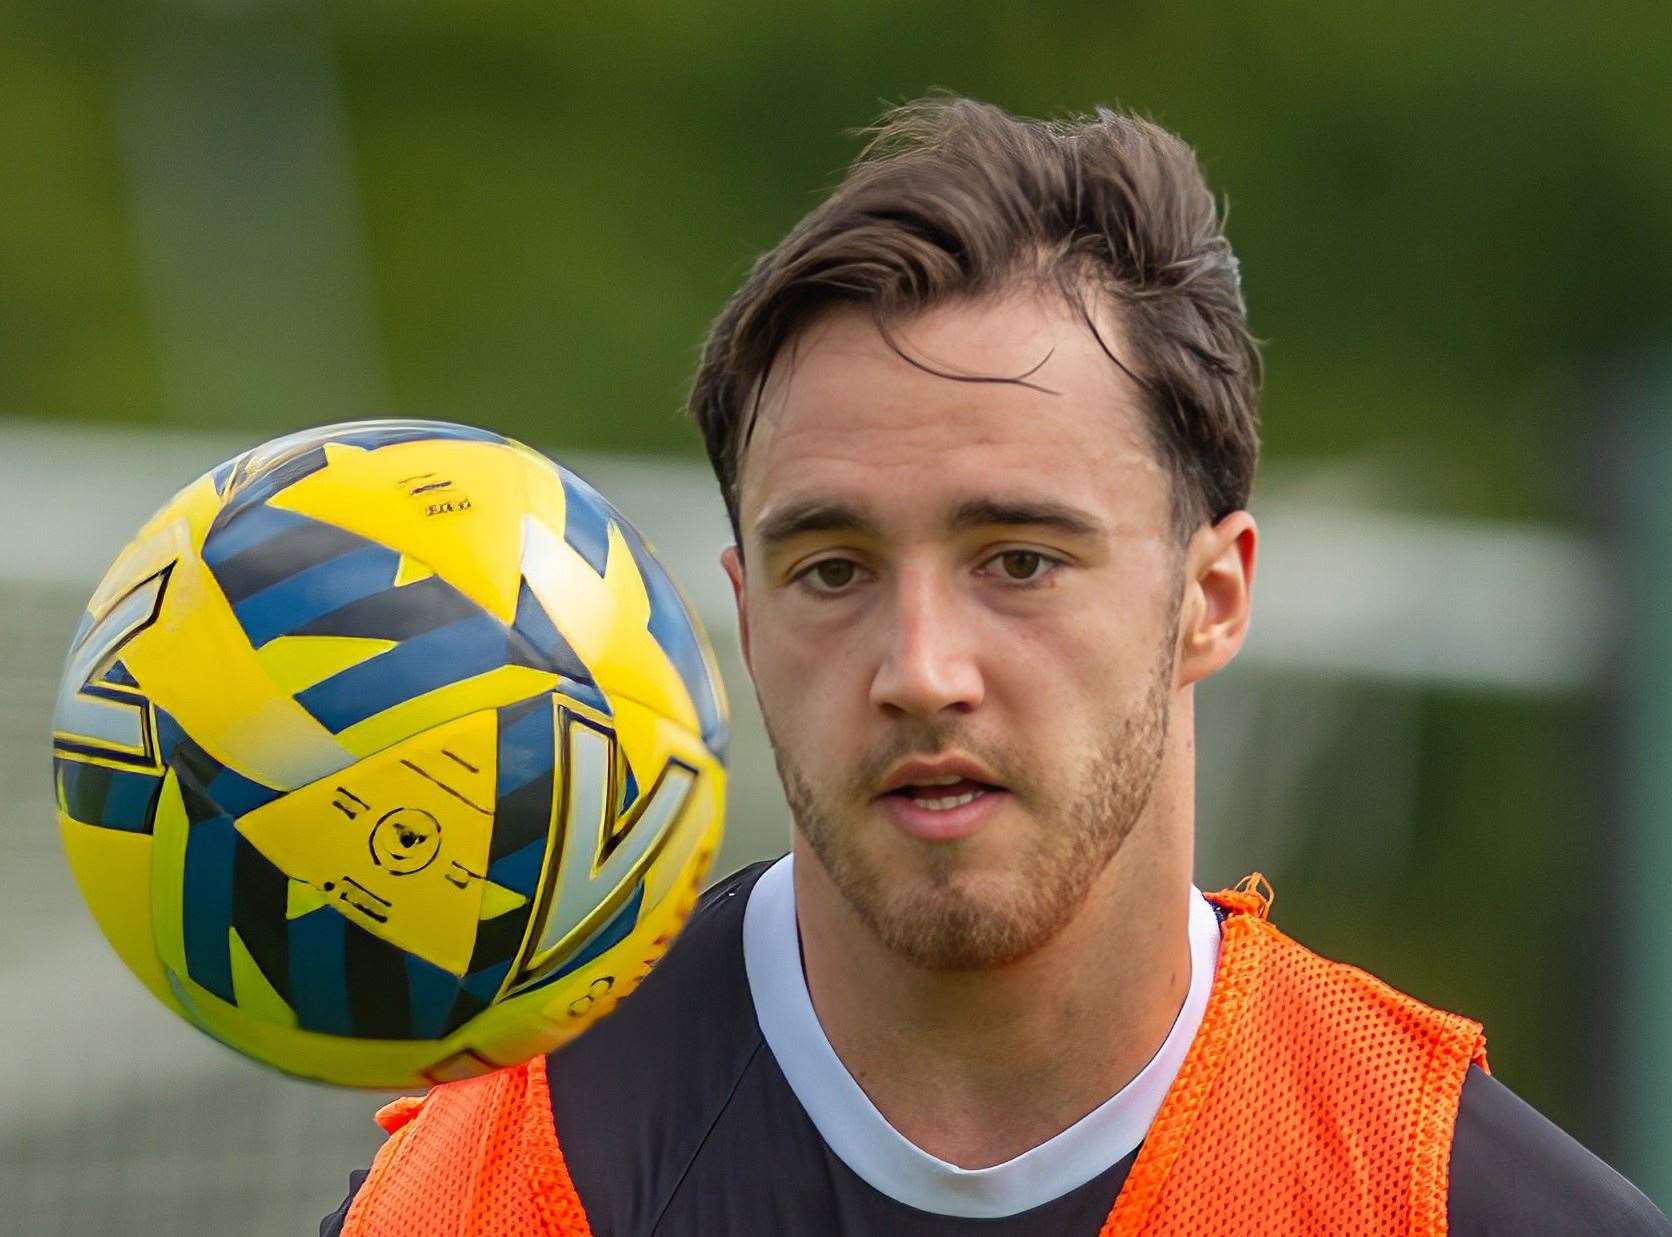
left=3, top=0, right=1668, bottom=521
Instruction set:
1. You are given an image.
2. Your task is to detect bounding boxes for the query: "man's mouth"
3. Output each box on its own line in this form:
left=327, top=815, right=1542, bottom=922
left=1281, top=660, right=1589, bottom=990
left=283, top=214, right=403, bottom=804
left=884, top=776, right=999, bottom=812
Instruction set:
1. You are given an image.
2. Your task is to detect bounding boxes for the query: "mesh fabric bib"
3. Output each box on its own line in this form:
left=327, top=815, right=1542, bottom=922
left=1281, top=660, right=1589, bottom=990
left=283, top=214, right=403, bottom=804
left=342, top=877, right=1486, bottom=1236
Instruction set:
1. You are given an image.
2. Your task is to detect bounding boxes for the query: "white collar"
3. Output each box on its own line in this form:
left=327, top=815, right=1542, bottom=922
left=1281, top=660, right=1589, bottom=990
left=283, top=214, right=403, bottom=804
left=742, top=854, right=1222, bottom=1219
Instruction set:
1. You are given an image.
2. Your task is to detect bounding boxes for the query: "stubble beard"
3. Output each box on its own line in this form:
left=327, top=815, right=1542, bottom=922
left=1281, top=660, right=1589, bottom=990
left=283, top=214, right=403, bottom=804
left=769, top=634, right=1176, bottom=972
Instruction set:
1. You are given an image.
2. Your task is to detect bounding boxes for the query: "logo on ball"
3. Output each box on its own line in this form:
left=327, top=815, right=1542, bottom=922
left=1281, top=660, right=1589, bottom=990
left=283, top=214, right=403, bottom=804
left=369, top=807, right=442, bottom=875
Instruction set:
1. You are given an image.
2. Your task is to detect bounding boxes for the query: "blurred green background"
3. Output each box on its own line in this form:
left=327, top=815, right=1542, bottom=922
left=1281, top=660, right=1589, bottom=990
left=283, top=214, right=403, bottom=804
left=2, top=2, right=1669, bottom=1231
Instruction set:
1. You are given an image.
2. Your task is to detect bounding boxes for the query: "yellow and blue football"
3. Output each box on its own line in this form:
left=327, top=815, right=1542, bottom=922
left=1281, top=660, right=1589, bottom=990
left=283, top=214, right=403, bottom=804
left=51, top=420, right=727, bottom=1088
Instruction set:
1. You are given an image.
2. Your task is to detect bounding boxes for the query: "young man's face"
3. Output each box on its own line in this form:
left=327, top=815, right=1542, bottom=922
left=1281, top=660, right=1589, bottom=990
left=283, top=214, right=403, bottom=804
left=725, top=291, right=1189, bottom=970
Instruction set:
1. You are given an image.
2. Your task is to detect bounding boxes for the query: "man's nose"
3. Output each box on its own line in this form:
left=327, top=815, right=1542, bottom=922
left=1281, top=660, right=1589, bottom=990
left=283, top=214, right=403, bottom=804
left=867, top=569, right=985, bottom=719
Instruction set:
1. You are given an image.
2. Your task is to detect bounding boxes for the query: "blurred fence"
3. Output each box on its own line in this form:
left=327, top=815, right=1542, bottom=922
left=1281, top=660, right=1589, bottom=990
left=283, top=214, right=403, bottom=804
left=0, top=416, right=1637, bottom=1232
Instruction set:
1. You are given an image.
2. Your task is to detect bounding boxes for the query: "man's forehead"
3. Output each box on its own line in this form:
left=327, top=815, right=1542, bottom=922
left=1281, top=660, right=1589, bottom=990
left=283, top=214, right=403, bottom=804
left=745, top=296, right=1155, bottom=470
left=729, top=294, right=1174, bottom=552
left=752, top=292, right=1133, bottom=421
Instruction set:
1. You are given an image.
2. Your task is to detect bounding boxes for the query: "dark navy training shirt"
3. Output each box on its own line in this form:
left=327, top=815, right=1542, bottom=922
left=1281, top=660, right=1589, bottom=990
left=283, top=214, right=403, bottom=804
left=323, top=862, right=1670, bottom=1235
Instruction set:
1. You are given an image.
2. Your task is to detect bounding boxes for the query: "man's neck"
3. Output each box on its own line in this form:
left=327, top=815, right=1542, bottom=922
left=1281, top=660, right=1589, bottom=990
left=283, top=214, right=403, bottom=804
left=791, top=811, right=1195, bottom=1170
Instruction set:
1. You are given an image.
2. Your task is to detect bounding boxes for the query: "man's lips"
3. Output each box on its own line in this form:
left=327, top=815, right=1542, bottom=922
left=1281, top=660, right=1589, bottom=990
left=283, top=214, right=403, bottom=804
left=881, top=777, right=993, bottom=806
left=876, top=754, right=1006, bottom=796
left=875, top=780, right=1008, bottom=841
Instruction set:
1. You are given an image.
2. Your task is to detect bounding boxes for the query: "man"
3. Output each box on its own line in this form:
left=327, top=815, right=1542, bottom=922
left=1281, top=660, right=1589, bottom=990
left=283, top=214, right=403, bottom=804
left=324, top=96, right=1669, bottom=1234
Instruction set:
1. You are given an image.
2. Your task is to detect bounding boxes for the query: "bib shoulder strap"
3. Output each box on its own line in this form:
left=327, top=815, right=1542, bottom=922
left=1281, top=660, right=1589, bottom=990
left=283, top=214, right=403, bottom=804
left=343, top=1058, right=593, bottom=1237
left=1105, top=879, right=1485, bottom=1235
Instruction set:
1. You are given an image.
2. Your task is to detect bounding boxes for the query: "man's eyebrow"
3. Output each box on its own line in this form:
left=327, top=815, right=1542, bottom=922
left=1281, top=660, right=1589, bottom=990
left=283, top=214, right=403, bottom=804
left=754, top=501, right=880, bottom=548
left=752, top=497, right=1106, bottom=548
left=949, top=498, right=1105, bottom=537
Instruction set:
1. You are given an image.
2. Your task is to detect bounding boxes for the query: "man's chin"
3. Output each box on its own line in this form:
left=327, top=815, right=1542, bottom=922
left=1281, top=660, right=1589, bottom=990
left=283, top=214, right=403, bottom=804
left=835, top=855, right=1066, bottom=972
left=876, top=891, right=1062, bottom=972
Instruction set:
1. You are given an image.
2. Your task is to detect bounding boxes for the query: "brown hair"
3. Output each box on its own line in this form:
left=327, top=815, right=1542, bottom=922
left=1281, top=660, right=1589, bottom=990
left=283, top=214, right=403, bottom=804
left=688, top=94, right=1261, bottom=545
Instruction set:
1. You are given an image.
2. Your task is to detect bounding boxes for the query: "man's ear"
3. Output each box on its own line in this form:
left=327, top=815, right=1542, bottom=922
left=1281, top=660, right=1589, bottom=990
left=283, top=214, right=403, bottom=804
left=720, top=545, right=751, bottom=675
left=1176, top=511, right=1257, bottom=688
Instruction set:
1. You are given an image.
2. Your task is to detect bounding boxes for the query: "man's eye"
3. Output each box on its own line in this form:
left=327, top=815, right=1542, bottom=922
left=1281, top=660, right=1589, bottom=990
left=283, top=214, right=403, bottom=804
left=992, top=550, right=1052, bottom=582
left=804, top=559, right=858, bottom=591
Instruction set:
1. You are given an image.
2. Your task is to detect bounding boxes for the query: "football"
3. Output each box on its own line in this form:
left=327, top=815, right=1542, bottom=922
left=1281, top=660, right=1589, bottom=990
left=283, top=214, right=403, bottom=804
left=51, top=420, right=728, bottom=1088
